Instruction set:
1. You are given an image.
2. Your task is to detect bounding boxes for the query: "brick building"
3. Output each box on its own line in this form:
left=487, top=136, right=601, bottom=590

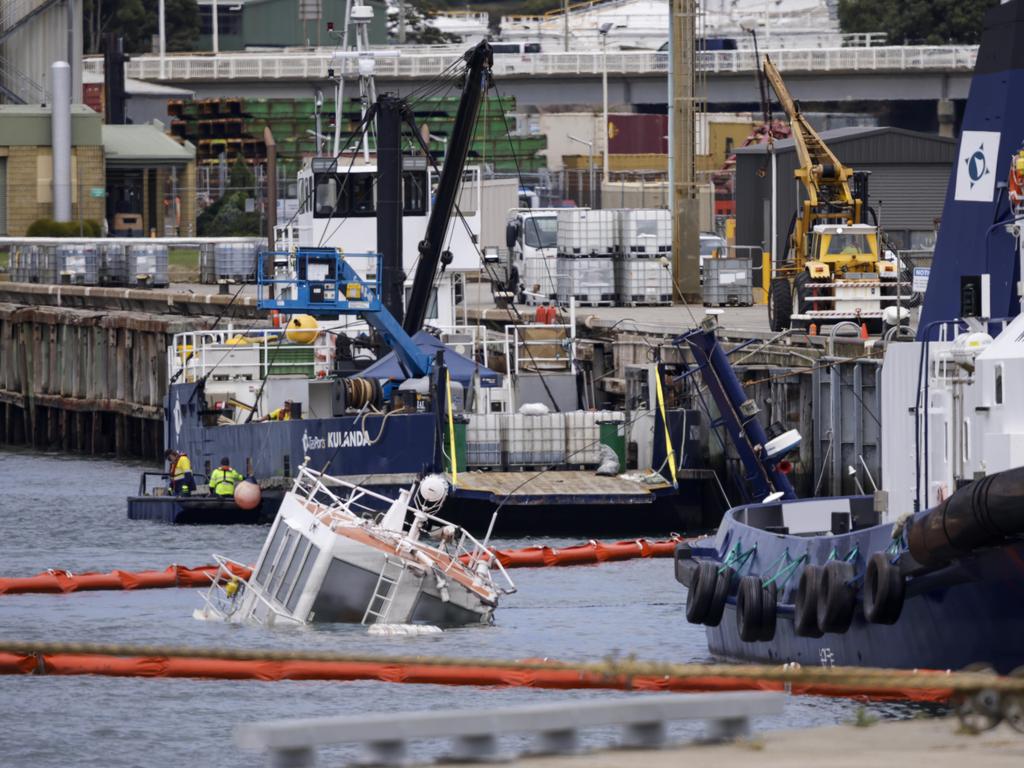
left=0, top=105, right=106, bottom=235
left=0, top=105, right=197, bottom=237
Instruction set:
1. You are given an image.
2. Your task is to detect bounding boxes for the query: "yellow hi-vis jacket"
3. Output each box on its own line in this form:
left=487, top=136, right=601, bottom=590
left=210, top=466, right=244, bottom=497
left=170, top=453, right=192, bottom=481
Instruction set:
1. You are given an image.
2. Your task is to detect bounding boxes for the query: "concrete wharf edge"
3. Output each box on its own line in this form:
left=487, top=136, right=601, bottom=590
left=445, top=718, right=1024, bottom=768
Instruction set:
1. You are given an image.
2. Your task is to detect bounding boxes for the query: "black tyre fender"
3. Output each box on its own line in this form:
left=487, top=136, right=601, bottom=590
left=736, top=575, right=764, bottom=642
left=759, top=580, right=778, bottom=641
left=794, top=564, right=824, bottom=638
left=704, top=566, right=734, bottom=627
left=817, top=560, right=856, bottom=634
left=863, top=552, right=905, bottom=625
left=686, top=561, right=718, bottom=624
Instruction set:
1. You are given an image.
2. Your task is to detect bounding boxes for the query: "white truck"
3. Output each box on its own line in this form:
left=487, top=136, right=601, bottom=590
left=504, top=208, right=561, bottom=305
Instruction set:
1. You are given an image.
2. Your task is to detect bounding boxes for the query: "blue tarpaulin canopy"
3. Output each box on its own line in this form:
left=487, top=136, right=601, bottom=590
left=361, top=331, right=503, bottom=388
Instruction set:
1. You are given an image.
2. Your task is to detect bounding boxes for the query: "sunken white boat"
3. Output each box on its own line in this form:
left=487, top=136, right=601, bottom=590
left=196, top=466, right=515, bottom=628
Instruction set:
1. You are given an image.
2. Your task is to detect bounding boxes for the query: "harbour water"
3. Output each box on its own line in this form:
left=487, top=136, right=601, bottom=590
left=0, top=450, right=932, bottom=767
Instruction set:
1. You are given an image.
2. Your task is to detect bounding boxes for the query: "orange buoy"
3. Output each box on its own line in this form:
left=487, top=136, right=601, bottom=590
left=808, top=323, right=817, bottom=336
left=233, top=480, right=261, bottom=510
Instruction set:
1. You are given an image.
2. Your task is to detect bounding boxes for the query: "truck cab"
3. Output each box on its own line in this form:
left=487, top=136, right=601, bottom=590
left=807, top=223, right=881, bottom=273
left=505, top=208, right=561, bottom=304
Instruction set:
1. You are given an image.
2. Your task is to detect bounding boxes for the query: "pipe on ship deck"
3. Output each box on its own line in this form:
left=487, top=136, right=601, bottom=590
left=908, top=466, right=1024, bottom=568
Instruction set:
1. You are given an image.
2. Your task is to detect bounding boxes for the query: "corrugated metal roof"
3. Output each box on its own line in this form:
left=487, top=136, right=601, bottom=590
left=733, top=126, right=956, bottom=164
left=102, top=123, right=195, bottom=166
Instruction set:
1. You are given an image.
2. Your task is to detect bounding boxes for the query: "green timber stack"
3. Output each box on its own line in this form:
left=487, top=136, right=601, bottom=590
left=167, top=94, right=545, bottom=176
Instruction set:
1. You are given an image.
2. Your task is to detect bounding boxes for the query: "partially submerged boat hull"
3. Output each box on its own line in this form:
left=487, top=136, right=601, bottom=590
left=198, top=468, right=511, bottom=629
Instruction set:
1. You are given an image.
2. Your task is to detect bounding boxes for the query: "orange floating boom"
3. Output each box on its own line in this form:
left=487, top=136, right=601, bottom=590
left=0, top=537, right=688, bottom=595
left=0, top=643, right=974, bottom=704
left=0, top=563, right=252, bottom=595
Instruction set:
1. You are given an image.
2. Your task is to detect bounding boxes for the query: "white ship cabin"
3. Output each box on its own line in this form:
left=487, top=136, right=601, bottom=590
left=283, top=154, right=482, bottom=331
left=881, top=314, right=1024, bottom=519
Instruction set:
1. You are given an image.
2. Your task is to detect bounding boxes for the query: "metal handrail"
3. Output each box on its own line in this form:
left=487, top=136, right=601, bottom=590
left=236, top=691, right=785, bottom=764
left=168, top=326, right=335, bottom=383
left=293, top=465, right=516, bottom=592
left=80, top=44, right=978, bottom=81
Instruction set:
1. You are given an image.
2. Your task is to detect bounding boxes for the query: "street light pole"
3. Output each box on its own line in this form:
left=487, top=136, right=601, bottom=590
left=567, top=134, right=594, bottom=207
left=563, top=0, right=570, bottom=51
left=158, top=0, right=166, bottom=78
left=600, top=24, right=611, bottom=185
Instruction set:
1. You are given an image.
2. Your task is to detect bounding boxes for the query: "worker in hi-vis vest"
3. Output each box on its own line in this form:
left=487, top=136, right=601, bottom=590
left=209, top=457, right=244, bottom=498
left=264, top=399, right=294, bottom=421
left=166, top=449, right=195, bottom=496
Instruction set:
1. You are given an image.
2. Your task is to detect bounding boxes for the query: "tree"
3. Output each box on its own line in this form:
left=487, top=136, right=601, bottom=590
left=84, top=0, right=199, bottom=55
left=838, top=0, right=998, bottom=45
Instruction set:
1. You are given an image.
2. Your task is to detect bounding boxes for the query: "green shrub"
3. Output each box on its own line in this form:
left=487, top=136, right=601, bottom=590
left=26, top=218, right=102, bottom=237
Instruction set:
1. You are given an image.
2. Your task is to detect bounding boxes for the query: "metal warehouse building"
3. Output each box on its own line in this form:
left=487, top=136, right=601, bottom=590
left=734, top=127, right=956, bottom=264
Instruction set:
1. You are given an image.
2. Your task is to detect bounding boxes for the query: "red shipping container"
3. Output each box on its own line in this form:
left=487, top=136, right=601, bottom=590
left=607, top=114, right=668, bottom=155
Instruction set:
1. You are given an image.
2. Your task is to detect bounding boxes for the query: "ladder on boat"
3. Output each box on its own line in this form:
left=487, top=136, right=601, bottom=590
left=362, top=557, right=404, bottom=625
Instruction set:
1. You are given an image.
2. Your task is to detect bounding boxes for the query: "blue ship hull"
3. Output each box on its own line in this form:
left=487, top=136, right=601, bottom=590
left=163, top=382, right=712, bottom=535
left=166, top=382, right=439, bottom=487
left=676, top=501, right=1024, bottom=674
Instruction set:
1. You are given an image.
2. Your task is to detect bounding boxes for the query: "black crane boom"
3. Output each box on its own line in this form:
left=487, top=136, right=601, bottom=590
left=403, top=41, right=493, bottom=335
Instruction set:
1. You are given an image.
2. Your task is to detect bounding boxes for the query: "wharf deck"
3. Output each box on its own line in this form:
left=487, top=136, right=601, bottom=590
left=451, top=470, right=673, bottom=506
left=446, top=718, right=1024, bottom=768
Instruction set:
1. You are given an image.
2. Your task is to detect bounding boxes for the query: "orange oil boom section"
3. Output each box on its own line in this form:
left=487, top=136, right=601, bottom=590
left=0, top=537, right=685, bottom=595
left=0, top=641, right=1007, bottom=704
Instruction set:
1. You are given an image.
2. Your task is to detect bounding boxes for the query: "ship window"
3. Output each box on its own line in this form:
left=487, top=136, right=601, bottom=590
left=314, top=175, right=340, bottom=217
left=995, top=364, right=1004, bottom=405
left=403, top=171, right=427, bottom=214
left=285, top=542, right=320, bottom=612
left=405, top=286, right=438, bottom=320
left=349, top=174, right=376, bottom=216
left=254, top=521, right=287, bottom=586
left=267, top=528, right=300, bottom=599
left=276, top=537, right=310, bottom=604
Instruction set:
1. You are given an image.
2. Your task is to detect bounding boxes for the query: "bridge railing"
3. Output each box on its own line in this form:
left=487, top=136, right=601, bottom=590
left=82, top=44, right=978, bottom=82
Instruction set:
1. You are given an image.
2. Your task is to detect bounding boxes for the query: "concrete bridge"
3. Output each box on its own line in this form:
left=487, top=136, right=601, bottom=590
left=83, top=45, right=977, bottom=109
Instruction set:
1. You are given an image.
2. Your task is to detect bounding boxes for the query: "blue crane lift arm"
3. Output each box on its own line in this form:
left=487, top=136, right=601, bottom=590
left=257, top=249, right=432, bottom=377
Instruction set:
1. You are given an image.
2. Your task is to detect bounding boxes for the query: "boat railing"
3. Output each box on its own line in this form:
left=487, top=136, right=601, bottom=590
left=168, top=326, right=335, bottom=383
left=198, top=554, right=295, bottom=625
left=292, top=466, right=516, bottom=592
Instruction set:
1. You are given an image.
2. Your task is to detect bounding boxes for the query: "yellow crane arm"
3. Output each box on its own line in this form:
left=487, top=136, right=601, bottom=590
left=762, top=56, right=854, bottom=208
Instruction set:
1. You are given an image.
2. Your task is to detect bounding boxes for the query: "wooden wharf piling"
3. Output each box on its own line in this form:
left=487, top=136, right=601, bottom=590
left=0, top=303, right=208, bottom=460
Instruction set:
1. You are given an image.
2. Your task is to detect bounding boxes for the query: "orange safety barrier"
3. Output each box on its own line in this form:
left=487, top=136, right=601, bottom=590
left=486, top=536, right=683, bottom=569
left=0, top=563, right=252, bottom=595
left=0, top=648, right=957, bottom=703
left=0, top=537, right=688, bottom=596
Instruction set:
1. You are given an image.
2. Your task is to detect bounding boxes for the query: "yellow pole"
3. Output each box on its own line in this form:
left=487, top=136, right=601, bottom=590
left=654, top=367, right=678, bottom=487
left=445, top=370, right=458, bottom=486
left=757, top=250, right=772, bottom=305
